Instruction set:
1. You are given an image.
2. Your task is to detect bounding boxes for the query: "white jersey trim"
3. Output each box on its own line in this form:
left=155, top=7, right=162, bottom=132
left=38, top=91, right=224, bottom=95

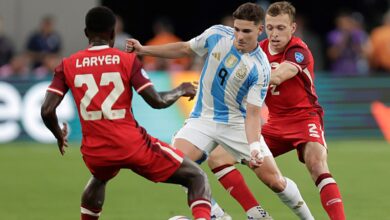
left=136, top=82, right=153, bottom=93
left=156, top=142, right=183, bottom=163
left=88, top=45, right=110, bottom=51
left=284, top=60, right=303, bottom=73
left=47, top=87, right=64, bottom=96
left=81, top=207, right=101, bottom=217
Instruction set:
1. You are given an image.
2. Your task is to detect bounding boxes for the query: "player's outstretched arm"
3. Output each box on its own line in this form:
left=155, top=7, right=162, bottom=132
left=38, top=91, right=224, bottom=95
left=270, top=62, right=299, bottom=85
left=139, top=82, right=197, bottom=109
left=126, top=38, right=193, bottom=59
left=245, top=103, right=264, bottom=168
left=41, top=92, right=68, bottom=155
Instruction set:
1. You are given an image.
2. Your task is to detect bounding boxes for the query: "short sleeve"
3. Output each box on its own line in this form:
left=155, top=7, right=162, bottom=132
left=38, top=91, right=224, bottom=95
left=47, top=61, right=68, bottom=96
left=130, top=57, right=153, bottom=93
left=189, top=25, right=231, bottom=56
left=284, top=46, right=310, bottom=73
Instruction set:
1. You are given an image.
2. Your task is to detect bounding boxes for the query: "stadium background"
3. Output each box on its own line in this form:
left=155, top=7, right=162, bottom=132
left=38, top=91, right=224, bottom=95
left=1, top=0, right=390, bottom=219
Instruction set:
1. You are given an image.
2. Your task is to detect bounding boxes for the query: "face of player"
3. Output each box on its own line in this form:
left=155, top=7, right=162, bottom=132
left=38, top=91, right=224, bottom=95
left=265, top=13, right=296, bottom=53
left=233, top=19, right=262, bottom=53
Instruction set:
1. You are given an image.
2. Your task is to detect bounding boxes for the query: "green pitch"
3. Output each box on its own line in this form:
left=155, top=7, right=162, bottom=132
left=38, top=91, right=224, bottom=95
left=1, top=140, right=389, bottom=220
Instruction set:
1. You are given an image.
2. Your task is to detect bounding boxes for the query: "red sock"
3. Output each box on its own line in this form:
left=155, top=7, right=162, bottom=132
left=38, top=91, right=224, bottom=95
left=189, top=199, right=211, bottom=220
left=316, top=173, right=346, bottom=220
left=212, top=165, right=259, bottom=211
left=81, top=206, right=101, bottom=220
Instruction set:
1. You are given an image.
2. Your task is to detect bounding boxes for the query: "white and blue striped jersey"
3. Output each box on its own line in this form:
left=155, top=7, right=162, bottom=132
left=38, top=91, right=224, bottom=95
left=188, top=25, right=271, bottom=124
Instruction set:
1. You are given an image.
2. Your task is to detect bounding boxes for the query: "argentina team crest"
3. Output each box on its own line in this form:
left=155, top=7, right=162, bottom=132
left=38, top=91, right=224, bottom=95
left=234, top=63, right=248, bottom=80
left=294, top=52, right=304, bottom=63
left=225, top=54, right=238, bottom=68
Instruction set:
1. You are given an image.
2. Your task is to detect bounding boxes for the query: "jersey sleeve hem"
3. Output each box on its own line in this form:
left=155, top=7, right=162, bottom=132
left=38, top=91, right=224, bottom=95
left=284, top=60, right=302, bottom=73
left=247, top=99, right=263, bottom=107
left=47, top=87, right=64, bottom=96
left=136, top=82, right=153, bottom=93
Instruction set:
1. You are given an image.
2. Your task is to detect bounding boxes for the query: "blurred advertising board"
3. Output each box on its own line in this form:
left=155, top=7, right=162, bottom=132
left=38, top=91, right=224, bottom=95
left=1, top=72, right=390, bottom=144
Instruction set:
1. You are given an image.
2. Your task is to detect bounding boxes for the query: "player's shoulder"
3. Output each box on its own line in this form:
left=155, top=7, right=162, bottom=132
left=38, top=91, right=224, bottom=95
left=259, top=38, right=269, bottom=47
left=207, top=24, right=234, bottom=35
left=288, top=36, right=310, bottom=51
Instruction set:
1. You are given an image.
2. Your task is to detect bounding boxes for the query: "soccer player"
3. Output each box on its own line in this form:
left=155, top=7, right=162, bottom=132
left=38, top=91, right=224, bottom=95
left=207, top=1, right=346, bottom=220
left=262, top=2, right=346, bottom=219
left=40, top=6, right=212, bottom=220
left=126, top=3, right=313, bottom=220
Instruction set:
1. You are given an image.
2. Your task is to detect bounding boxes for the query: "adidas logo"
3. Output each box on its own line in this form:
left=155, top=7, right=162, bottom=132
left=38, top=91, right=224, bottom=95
left=293, top=201, right=304, bottom=209
left=212, top=52, right=221, bottom=61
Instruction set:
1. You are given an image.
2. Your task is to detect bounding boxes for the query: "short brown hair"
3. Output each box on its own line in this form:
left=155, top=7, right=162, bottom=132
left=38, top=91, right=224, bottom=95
left=266, top=1, right=296, bottom=22
left=233, top=3, right=265, bottom=25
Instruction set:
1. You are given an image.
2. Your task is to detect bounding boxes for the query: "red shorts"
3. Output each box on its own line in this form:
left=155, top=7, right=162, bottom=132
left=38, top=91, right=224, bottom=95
left=82, top=136, right=184, bottom=182
left=262, top=113, right=327, bottom=162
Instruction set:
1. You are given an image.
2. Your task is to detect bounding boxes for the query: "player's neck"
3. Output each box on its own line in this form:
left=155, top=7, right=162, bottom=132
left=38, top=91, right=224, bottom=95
left=268, top=43, right=284, bottom=55
left=235, top=42, right=258, bottom=54
left=89, top=38, right=110, bottom=46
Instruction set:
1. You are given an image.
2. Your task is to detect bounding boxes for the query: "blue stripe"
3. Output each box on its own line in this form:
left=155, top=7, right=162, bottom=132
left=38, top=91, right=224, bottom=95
left=211, top=47, right=241, bottom=123
left=190, top=56, right=208, bottom=118
left=205, top=34, right=223, bottom=51
left=254, top=53, right=270, bottom=87
left=253, top=53, right=270, bottom=103
left=236, top=75, right=251, bottom=118
left=191, top=34, right=223, bottom=118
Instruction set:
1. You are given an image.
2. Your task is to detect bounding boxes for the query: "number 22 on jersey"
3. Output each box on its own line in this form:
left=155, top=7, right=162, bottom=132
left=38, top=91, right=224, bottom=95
left=75, top=72, right=125, bottom=121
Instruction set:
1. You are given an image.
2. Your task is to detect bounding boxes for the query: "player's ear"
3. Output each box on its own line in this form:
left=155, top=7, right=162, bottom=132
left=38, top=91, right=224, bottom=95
left=258, top=24, right=264, bottom=34
left=291, top=22, right=297, bottom=34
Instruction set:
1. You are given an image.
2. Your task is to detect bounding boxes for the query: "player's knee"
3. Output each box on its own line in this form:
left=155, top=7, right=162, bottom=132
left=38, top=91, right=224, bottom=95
left=263, top=174, right=286, bottom=192
left=304, top=142, right=327, bottom=161
left=180, top=161, right=209, bottom=185
left=207, top=148, right=235, bottom=169
left=304, top=143, right=328, bottom=174
left=82, top=177, right=107, bottom=208
left=192, top=165, right=209, bottom=184
left=207, top=153, right=220, bottom=169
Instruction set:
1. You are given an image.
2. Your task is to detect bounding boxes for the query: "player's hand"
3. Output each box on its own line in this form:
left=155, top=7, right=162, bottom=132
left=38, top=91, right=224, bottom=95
left=57, top=122, right=69, bottom=156
left=249, top=141, right=264, bottom=168
left=179, top=81, right=198, bottom=101
left=249, top=150, right=264, bottom=168
left=126, top=38, right=142, bottom=53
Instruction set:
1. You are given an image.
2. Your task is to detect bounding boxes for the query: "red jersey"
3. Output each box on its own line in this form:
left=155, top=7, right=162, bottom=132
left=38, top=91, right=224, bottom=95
left=48, top=45, right=153, bottom=161
left=259, top=36, right=323, bottom=119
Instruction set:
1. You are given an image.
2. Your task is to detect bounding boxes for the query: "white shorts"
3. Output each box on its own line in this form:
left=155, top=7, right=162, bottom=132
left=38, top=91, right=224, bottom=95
left=173, top=118, right=273, bottom=163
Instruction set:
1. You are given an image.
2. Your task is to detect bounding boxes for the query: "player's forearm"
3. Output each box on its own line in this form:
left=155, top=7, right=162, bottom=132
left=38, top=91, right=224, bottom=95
left=41, top=109, right=63, bottom=140
left=245, top=104, right=262, bottom=145
left=155, top=88, right=184, bottom=108
left=41, top=92, right=64, bottom=140
left=140, top=42, right=191, bottom=58
left=270, top=62, right=299, bottom=85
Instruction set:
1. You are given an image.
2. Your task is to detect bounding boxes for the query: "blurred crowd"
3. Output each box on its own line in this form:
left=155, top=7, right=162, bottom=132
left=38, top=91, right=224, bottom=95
left=2, top=9, right=390, bottom=80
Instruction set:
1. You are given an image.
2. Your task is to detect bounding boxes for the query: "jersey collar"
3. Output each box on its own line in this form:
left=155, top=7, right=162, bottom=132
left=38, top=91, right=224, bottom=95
left=249, top=45, right=261, bottom=56
left=88, top=45, right=110, bottom=51
left=235, top=44, right=261, bottom=56
left=268, top=43, right=280, bottom=56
